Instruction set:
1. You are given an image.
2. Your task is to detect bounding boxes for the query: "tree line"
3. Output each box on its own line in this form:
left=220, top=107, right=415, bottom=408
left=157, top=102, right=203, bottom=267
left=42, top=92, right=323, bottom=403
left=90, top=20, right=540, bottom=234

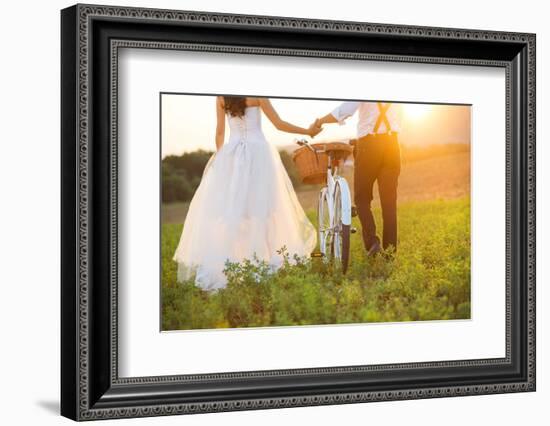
left=162, top=149, right=302, bottom=203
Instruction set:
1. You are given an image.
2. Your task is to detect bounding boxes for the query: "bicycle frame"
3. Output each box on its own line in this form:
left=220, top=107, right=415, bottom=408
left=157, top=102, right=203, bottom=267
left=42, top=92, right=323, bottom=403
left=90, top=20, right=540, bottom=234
left=325, top=154, right=352, bottom=227
left=318, top=151, right=353, bottom=263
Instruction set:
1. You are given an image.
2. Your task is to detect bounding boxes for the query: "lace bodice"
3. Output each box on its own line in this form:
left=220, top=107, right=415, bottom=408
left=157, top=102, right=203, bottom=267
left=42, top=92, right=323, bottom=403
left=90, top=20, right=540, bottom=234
left=227, top=106, right=263, bottom=143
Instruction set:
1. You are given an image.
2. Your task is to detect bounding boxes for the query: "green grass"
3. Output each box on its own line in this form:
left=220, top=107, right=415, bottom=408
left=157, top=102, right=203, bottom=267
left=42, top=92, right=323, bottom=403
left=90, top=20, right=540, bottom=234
left=161, top=197, right=470, bottom=330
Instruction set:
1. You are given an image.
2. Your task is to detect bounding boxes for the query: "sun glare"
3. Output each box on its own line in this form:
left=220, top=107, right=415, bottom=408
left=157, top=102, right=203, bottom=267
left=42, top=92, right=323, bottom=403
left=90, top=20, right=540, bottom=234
left=403, top=104, right=432, bottom=121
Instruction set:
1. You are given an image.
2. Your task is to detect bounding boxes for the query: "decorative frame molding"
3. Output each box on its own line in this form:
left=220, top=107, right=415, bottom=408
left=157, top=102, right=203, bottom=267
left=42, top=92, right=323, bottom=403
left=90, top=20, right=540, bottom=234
left=61, top=3, right=536, bottom=421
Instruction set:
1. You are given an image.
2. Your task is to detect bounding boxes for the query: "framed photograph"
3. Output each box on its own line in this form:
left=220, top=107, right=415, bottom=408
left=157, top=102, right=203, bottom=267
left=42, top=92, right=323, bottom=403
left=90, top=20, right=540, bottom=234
left=61, top=4, right=536, bottom=421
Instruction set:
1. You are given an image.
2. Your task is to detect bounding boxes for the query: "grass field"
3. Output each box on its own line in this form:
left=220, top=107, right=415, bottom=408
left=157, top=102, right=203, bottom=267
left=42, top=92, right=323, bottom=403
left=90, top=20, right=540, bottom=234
left=162, top=196, right=470, bottom=330
left=161, top=145, right=471, bottom=330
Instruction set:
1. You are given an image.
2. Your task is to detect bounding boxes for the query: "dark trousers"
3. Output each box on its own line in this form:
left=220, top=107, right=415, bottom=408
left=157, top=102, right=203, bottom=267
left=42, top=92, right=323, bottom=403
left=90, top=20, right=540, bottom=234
left=353, top=133, right=401, bottom=251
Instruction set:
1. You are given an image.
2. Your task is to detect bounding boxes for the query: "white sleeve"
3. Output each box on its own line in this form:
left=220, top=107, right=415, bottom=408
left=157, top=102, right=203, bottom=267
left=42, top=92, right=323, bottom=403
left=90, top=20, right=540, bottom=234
left=330, top=101, right=360, bottom=125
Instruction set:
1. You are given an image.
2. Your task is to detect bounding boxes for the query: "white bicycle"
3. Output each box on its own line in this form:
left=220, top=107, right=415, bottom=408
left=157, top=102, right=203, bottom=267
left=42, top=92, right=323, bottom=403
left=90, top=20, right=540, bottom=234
left=294, top=139, right=355, bottom=273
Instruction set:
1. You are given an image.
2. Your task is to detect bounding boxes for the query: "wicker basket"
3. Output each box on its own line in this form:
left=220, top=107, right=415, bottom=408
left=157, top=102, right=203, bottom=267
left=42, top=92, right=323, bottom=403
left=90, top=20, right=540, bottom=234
left=292, top=142, right=354, bottom=185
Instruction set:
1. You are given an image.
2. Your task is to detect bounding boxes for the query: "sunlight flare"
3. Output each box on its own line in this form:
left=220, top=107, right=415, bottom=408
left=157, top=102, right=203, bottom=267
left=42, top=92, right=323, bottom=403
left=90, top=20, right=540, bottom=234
left=403, top=103, right=432, bottom=121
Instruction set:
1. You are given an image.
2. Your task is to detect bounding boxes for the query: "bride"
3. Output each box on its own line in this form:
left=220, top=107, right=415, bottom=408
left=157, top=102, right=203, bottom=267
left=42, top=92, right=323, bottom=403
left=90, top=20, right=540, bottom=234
left=173, top=96, right=320, bottom=291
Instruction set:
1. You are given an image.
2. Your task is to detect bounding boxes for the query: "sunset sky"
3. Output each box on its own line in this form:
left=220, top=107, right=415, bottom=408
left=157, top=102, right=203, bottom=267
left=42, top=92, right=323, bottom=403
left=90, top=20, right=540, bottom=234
left=161, top=94, right=471, bottom=158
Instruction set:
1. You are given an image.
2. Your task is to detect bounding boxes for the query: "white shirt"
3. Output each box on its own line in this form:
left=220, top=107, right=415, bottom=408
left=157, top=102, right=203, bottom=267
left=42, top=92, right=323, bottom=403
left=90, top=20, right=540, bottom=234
left=330, top=102, right=402, bottom=138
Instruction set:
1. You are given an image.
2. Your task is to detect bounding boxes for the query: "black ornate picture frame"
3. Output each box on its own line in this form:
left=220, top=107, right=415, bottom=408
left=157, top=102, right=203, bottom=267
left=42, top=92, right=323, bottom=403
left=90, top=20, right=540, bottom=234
left=61, top=3, right=536, bottom=421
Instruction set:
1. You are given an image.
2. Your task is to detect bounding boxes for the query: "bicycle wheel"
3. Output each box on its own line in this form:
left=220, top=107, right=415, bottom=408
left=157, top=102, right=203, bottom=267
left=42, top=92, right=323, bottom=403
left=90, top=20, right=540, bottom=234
left=318, top=187, right=331, bottom=258
left=332, top=182, right=351, bottom=273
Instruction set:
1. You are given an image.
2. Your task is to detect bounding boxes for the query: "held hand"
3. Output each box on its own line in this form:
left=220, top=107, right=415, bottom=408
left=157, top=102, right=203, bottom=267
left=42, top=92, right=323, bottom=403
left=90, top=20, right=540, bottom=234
left=308, top=118, right=323, bottom=138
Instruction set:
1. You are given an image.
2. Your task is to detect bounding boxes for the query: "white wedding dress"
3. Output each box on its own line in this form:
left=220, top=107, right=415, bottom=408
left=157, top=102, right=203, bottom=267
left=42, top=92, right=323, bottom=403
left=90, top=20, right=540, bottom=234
left=173, top=106, right=317, bottom=291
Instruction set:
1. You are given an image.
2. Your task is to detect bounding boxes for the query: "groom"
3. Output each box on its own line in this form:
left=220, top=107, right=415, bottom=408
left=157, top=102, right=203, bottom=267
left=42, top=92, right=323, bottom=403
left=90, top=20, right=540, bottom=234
left=313, top=102, right=402, bottom=256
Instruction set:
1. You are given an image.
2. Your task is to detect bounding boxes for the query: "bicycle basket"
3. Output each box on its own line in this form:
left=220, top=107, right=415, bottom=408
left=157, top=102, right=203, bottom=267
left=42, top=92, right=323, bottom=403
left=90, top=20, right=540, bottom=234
left=292, top=144, right=329, bottom=185
left=292, top=142, right=354, bottom=185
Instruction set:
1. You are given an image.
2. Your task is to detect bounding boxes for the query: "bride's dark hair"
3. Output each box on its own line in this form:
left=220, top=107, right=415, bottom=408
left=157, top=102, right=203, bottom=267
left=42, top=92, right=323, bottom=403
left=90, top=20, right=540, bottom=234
left=223, top=96, right=247, bottom=118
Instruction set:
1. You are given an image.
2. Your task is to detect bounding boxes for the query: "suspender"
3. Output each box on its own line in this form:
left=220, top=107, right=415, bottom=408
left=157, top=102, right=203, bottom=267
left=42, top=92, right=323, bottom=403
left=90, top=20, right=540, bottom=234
left=373, top=102, right=392, bottom=134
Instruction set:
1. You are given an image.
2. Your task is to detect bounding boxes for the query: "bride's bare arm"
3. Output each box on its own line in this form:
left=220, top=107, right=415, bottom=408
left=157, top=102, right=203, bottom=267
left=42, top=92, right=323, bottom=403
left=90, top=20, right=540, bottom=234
left=259, top=98, right=321, bottom=137
left=215, top=97, right=226, bottom=151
